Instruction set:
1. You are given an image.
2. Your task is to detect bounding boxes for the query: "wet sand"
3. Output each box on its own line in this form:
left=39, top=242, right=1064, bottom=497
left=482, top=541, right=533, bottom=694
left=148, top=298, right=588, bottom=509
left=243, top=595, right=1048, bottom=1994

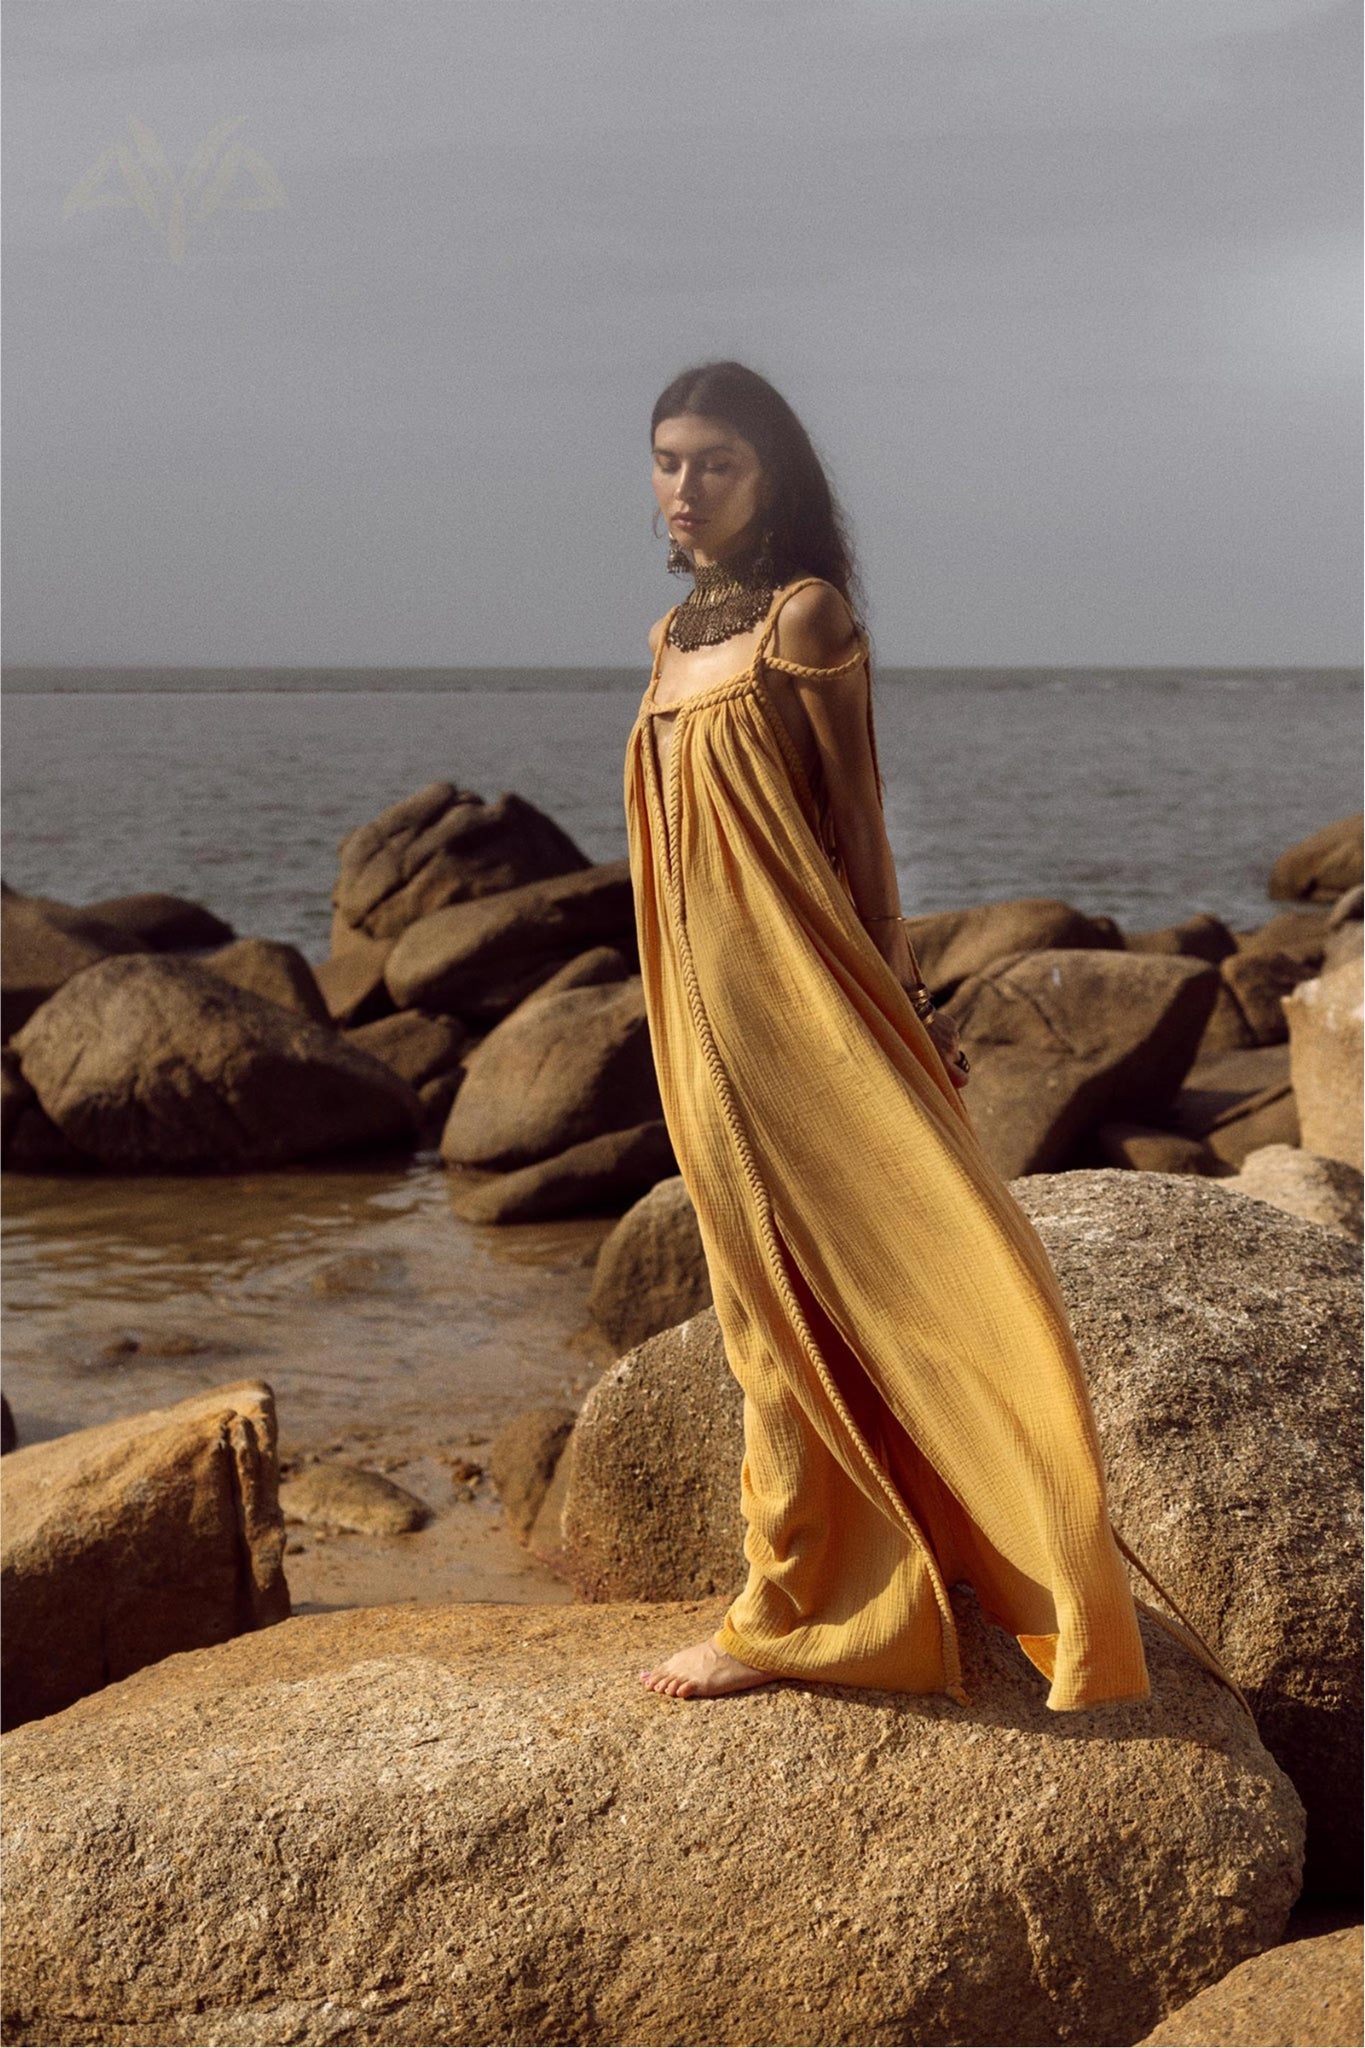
left=1, top=1153, right=621, bottom=1612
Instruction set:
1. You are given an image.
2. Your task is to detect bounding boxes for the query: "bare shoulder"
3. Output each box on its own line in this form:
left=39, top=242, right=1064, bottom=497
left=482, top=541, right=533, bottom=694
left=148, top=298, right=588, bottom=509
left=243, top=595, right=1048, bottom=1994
left=647, top=614, right=670, bottom=658
left=772, top=580, right=862, bottom=668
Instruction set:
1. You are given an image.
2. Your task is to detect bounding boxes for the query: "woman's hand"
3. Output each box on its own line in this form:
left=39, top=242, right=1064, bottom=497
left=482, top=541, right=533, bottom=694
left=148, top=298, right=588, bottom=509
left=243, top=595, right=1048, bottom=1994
left=923, top=1004, right=970, bottom=1089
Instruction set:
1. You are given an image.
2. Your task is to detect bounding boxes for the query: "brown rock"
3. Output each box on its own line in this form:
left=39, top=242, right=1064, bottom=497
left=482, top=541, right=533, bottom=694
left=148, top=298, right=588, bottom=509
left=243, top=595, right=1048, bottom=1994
left=902, top=896, right=1121, bottom=996
left=0, top=1380, right=288, bottom=1731
left=1269, top=814, right=1363, bottom=904
left=559, top=1312, right=746, bottom=1601
left=444, top=1119, right=676, bottom=1223
left=945, top=948, right=1219, bottom=1178
left=1, top=1046, right=32, bottom=1150
left=1166, top=1045, right=1292, bottom=1134
left=1202, top=1086, right=1301, bottom=1170
left=80, top=892, right=234, bottom=952
left=512, top=943, right=633, bottom=1008
left=0, top=890, right=132, bottom=1038
left=278, top=1460, right=429, bottom=1536
left=203, top=937, right=331, bottom=1024
left=1196, top=979, right=1258, bottom=1054
left=1220, top=1144, right=1363, bottom=1241
left=345, top=1009, right=468, bottom=1089
left=1014, top=1170, right=1362, bottom=1899
left=0, top=1597, right=1302, bottom=2048
left=1, top=1394, right=16, bottom=1455
left=385, top=861, right=637, bottom=1021
left=1125, top=912, right=1238, bottom=963
left=440, top=977, right=659, bottom=1170
left=1284, top=958, right=1364, bottom=1170
left=489, top=1406, right=576, bottom=1540
left=1137, top=1925, right=1363, bottom=2047
left=333, top=780, right=589, bottom=941
left=313, top=932, right=396, bottom=1026
left=1326, top=883, right=1364, bottom=928
left=1221, top=948, right=1313, bottom=1044
left=1236, top=908, right=1331, bottom=968
left=1096, top=1122, right=1215, bottom=1174
left=588, top=1173, right=714, bottom=1350
left=11, top=955, right=420, bottom=1171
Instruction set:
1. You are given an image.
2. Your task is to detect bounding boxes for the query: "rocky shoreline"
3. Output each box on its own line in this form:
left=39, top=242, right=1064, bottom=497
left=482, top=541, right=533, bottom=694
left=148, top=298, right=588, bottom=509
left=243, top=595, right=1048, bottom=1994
left=1, top=791, right=1361, bottom=2045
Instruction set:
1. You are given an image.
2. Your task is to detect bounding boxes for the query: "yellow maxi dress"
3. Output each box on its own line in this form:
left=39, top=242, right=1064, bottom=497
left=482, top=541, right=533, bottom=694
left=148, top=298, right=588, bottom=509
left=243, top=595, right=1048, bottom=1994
left=623, top=576, right=1253, bottom=1717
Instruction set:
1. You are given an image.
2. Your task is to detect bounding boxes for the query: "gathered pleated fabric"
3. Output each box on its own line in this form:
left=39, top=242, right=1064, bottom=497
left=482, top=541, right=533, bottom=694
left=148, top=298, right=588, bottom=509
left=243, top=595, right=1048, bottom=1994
left=623, top=576, right=1255, bottom=1719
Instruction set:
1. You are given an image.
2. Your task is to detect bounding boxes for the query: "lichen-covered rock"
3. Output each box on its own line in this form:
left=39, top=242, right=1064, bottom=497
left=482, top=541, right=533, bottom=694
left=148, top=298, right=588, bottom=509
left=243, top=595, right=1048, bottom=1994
left=1, top=1380, right=288, bottom=1730
left=1014, top=1170, right=1362, bottom=1899
left=1136, top=1924, right=1363, bottom=2047
left=11, top=955, right=419, bottom=1170
left=0, top=1597, right=1304, bottom=2048
left=588, top=1173, right=714, bottom=1350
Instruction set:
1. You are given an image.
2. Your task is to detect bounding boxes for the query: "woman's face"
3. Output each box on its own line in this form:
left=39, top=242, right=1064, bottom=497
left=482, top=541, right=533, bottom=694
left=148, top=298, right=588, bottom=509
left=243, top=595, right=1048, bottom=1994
left=652, top=412, right=771, bottom=569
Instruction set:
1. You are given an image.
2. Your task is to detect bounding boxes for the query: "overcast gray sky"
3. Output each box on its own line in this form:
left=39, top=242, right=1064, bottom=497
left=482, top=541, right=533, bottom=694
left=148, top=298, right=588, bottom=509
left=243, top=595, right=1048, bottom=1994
left=2, top=0, right=1359, bottom=666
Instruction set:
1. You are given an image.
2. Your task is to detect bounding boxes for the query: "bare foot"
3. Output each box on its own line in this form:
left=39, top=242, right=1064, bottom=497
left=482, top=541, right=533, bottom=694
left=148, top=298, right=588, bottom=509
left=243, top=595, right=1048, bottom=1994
left=638, top=1633, right=776, bottom=1700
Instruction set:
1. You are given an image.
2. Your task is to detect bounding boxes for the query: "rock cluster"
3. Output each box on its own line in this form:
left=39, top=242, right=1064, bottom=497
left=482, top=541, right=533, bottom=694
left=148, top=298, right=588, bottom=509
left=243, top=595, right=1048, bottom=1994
left=3, top=806, right=1359, bottom=1223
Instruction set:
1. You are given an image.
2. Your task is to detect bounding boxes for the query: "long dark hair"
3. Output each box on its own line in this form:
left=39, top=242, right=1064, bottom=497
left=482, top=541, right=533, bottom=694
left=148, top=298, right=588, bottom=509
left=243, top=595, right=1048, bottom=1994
left=650, top=360, right=866, bottom=629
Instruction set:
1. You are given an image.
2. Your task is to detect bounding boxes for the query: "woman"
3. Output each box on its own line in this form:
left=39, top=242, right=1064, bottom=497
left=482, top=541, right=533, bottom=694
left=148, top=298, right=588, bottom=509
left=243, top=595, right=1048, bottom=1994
left=625, top=360, right=1252, bottom=1721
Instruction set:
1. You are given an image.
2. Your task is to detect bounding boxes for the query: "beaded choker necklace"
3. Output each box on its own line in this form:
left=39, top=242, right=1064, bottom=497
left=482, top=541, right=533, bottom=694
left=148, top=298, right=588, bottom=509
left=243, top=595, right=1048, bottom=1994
left=665, top=551, right=778, bottom=652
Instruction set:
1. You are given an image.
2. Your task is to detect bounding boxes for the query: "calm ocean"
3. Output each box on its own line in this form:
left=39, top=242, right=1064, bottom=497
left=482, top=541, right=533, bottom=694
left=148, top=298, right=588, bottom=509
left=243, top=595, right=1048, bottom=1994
left=2, top=667, right=1360, bottom=957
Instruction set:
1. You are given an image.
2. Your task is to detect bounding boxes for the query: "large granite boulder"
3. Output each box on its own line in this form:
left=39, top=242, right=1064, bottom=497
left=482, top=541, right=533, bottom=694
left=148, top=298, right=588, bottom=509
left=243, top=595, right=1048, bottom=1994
left=203, top=936, right=331, bottom=1024
left=902, top=896, right=1120, bottom=997
left=440, top=977, right=659, bottom=1171
left=1014, top=1170, right=1362, bottom=1899
left=588, top=1173, right=714, bottom=1351
left=0, top=1598, right=1303, bottom=2048
left=10, top=955, right=420, bottom=1170
left=559, top=1312, right=744, bottom=1601
left=1269, top=814, right=1363, bottom=904
left=945, top=948, right=1219, bottom=1177
left=385, top=862, right=637, bottom=1022
left=333, top=781, right=589, bottom=942
left=1137, top=1925, right=1363, bottom=2047
left=1284, top=957, right=1364, bottom=1170
left=1158, top=1043, right=1299, bottom=1170
left=1, top=1381, right=289, bottom=1731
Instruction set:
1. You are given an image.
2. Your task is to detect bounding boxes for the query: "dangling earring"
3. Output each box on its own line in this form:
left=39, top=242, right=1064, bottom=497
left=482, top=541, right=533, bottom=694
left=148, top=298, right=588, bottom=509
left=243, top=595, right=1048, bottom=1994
left=752, top=523, right=776, bottom=583
left=667, top=534, right=692, bottom=575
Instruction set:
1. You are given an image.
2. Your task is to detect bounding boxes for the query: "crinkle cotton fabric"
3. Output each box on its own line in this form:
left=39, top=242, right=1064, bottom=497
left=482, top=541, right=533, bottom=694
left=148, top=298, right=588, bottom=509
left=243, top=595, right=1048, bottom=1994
left=624, top=576, right=1252, bottom=1716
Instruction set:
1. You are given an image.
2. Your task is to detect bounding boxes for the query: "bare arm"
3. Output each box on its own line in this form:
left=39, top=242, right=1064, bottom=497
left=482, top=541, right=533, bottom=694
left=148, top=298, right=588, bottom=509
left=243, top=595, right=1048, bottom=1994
left=771, top=585, right=969, bottom=1086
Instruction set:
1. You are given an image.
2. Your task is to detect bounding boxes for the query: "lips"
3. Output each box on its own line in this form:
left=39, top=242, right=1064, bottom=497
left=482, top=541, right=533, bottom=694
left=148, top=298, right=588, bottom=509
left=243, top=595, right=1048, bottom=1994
left=673, top=516, right=705, bottom=530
